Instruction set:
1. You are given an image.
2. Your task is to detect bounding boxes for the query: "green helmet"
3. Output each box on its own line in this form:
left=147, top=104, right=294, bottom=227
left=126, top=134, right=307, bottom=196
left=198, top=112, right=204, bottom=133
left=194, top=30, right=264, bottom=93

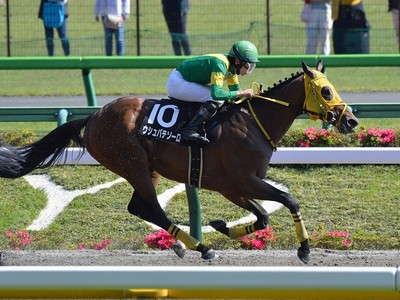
left=228, top=40, right=260, bottom=63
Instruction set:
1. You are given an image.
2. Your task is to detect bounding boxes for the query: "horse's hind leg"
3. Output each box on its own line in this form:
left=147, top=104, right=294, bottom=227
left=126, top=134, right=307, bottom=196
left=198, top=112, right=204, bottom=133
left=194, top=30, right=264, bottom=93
left=127, top=171, right=215, bottom=259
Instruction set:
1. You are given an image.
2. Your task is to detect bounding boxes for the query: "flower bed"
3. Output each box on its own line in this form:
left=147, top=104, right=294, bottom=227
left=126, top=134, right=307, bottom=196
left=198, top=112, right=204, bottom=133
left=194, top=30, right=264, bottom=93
left=279, top=127, right=398, bottom=147
left=0, top=127, right=398, bottom=148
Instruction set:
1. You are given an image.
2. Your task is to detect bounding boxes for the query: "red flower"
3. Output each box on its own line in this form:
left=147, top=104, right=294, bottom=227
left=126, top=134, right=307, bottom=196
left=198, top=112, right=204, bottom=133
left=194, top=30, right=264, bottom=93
left=355, top=128, right=396, bottom=147
left=144, top=229, right=175, bottom=250
left=342, top=239, right=352, bottom=247
left=240, top=227, right=276, bottom=250
left=248, top=239, right=263, bottom=250
left=3, top=231, right=34, bottom=250
left=78, top=239, right=111, bottom=250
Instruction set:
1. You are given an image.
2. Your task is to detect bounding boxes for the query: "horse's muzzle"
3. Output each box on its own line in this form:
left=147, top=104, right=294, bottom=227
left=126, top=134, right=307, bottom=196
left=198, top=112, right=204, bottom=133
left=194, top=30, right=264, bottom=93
left=338, top=116, right=359, bottom=133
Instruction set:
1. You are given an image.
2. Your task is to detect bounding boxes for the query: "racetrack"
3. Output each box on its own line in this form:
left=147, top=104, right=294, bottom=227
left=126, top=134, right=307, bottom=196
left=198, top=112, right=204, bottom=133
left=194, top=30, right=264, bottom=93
left=1, top=249, right=399, bottom=267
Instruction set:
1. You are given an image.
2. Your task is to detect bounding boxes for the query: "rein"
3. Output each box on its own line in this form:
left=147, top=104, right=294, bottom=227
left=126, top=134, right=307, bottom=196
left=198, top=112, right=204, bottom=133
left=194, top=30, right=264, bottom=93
left=232, top=82, right=291, bottom=152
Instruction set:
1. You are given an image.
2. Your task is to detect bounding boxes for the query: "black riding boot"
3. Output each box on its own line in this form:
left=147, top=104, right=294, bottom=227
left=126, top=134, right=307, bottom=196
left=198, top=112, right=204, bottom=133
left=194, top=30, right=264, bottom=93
left=180, top=101, right=218, bottom=144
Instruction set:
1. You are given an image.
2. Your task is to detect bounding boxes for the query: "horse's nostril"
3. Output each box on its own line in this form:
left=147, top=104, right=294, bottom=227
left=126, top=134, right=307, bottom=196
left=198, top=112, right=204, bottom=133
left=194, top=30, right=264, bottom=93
left=348, top=118, right=359, bottom=127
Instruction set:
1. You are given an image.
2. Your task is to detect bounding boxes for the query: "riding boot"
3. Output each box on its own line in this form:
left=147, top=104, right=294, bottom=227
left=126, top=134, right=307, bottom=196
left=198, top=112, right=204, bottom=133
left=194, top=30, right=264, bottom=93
left=180, top=101, right=218, bottom=144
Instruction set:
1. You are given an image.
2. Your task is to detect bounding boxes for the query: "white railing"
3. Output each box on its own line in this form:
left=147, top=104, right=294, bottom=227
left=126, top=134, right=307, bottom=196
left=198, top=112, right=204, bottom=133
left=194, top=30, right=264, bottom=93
left=57, top=147, right=400, bottom=165
left=0, top=266, right=399, bottom=299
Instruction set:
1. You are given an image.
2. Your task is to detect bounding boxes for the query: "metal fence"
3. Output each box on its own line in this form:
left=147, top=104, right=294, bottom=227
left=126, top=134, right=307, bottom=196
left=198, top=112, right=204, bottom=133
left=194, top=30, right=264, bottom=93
left=0, top=0, right=399, bottom=57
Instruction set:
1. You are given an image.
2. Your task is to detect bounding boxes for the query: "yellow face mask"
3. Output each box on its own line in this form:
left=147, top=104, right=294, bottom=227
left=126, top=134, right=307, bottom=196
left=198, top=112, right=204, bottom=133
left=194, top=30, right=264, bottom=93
left=303, top=70, right=347, bottom=122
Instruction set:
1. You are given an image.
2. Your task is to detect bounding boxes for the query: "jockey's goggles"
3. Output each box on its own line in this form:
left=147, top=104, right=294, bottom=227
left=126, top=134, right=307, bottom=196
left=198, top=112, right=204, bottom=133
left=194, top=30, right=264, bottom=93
left=243, top=61, right=256, bottom=74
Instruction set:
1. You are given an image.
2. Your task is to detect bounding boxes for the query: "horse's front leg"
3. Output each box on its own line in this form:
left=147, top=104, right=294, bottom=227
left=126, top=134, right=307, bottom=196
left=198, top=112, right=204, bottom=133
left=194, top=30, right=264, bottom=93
left=249, top=177, right=310, bottom=263
left=212, top=177, right=310, bottom=264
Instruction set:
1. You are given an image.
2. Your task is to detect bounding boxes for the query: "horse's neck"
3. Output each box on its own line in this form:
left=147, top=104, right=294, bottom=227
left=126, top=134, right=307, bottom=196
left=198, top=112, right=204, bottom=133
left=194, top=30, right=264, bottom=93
left=256, top=76, right=305, bottom=145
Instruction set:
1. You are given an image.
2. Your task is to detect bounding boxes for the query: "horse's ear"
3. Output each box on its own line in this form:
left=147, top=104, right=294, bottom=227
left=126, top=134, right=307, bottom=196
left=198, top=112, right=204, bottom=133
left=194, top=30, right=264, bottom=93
left=302, top=61, right=317, bottom=79
left=316, top=59, right=323, bottom=72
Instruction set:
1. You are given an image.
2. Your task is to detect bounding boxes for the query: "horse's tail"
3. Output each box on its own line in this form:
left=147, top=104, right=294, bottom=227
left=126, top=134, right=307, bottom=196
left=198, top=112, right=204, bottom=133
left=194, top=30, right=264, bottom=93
left=0, top=117, right=89, bottom=179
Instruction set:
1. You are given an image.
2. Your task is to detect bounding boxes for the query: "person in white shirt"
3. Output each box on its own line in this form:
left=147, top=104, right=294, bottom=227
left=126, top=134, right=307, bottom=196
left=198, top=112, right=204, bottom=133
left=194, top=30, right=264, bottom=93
left=304, top=0, right=333, bottom=55
left=94, top=0, right=130, bottom=56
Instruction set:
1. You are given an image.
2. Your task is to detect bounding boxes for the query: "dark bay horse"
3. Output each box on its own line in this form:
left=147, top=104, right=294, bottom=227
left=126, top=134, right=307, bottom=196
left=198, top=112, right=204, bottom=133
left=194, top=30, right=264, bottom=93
left=0, top=61, right=358, bottom=263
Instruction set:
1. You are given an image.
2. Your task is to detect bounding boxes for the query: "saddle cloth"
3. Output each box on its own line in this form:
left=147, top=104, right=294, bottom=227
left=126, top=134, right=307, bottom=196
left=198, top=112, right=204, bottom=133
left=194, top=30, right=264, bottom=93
left=139, top=98, right=204, bottom=143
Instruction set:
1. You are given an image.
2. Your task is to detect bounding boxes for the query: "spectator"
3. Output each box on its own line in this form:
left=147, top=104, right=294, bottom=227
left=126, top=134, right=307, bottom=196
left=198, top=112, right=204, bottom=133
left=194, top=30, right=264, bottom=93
left=332, top=0, right=370, bottom=54
left=389, top=0, right=399, bottom=47
left=304, top=0, right=333, bottom=55
left=162, top=0, right=191, bottom=56
left=38, top=0, right=70, bottom=56
left=95, top=0, right=130, bottom=56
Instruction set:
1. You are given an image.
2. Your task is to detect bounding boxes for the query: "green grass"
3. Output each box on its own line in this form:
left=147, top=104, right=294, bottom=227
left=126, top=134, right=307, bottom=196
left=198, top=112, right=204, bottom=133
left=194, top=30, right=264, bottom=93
left=1, top=165, right=399, bottom=251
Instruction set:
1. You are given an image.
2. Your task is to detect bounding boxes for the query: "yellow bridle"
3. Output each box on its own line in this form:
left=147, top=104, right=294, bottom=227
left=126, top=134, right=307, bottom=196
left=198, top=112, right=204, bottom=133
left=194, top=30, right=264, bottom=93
left=232, top=73, right=348, bottom=151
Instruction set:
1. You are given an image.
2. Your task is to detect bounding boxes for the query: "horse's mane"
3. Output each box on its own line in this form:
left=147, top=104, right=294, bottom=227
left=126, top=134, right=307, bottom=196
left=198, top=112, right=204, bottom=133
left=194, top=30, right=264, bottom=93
left=261, top=71, right=303, bottom=95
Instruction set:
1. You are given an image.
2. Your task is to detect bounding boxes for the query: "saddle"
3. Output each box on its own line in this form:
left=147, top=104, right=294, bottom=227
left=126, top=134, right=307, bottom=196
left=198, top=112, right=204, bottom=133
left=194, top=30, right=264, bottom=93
left=139, top=98, right=222, bottom=144
left=139, top=97, right=228, bottom=188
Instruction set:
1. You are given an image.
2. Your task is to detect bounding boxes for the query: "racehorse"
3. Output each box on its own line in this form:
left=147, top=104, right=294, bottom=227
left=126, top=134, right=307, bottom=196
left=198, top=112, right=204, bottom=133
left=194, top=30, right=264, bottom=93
left=0, top=60, right=358, bottom=263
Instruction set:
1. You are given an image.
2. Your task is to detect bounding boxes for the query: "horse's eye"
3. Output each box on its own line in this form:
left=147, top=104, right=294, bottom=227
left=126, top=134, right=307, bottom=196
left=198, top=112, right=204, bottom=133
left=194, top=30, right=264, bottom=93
left=321, top=86, right=333, bottom=101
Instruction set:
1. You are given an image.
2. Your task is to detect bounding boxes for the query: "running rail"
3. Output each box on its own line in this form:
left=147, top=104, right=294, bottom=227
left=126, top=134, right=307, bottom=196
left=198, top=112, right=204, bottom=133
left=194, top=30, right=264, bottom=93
left=55, top=147, right=400, bottom=165
left=0, top=266, right=399, bottom=299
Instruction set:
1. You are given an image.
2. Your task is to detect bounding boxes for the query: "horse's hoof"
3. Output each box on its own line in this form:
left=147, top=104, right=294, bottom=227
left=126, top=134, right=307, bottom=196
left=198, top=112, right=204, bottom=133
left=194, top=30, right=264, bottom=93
left=201, top=248, right=216, bottom=260
left=297, top=247, right=310, bottom=264
left=172, top=240, right=186, bottom=259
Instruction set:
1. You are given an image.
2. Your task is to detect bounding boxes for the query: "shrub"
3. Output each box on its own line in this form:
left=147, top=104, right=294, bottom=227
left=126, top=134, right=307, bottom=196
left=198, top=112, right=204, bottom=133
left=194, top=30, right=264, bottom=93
left=309, top=227, right=352, bottom=250
left=354, top=128, right=397, bottom=147
left=279, top=127, right=353, bottom=147
left=4, top=231, right=34, bottom=250
left=279, top=127, right=398, bottom=147
left=0, top=130, right=35, bottom=146
left=239, top=227, right=277, bottom=250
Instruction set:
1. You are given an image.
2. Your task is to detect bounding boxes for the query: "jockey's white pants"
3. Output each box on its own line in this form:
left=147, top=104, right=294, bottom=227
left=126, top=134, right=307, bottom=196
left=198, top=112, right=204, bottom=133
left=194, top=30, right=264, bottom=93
left=166, top=69, right=213, bottom=103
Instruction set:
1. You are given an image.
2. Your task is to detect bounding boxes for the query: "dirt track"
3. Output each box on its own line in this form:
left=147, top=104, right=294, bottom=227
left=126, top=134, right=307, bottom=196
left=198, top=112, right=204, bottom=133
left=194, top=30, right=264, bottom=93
left=1, top=249, right=399, bottom=267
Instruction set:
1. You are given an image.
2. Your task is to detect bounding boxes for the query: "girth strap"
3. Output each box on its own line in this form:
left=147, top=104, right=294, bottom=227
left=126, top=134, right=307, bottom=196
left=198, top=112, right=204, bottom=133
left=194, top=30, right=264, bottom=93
left=187, top=145, right=203, bottom=188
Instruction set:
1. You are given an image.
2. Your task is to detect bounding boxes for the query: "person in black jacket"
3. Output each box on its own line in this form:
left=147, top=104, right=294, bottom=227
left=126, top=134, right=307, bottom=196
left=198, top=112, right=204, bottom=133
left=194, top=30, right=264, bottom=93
left=331, top=0, right=370, bottom=54
left=38, top=0, right=70, bottom=56
left=162, top=0, right=191, bottom=56
left=389, top=0, right=399, bottom=47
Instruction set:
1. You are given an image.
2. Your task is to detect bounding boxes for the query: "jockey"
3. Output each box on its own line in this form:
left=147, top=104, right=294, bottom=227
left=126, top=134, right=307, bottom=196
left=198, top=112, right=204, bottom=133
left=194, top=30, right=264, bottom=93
left=166, top=40, right=259, bottom=144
